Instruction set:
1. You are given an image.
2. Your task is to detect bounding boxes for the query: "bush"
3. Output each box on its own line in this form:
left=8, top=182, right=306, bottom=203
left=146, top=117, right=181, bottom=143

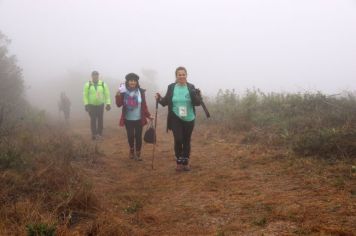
left=202, top=89, right=356, bottom=158
left=0, top=144, right=24, bottom=170
left=0, top=31, right=26, bottom=132
left=292, top=127, right=356, bottom=158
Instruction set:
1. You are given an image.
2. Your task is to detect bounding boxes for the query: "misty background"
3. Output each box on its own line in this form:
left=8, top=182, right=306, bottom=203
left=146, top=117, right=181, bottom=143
left=0, top=0, right=355, bottom=118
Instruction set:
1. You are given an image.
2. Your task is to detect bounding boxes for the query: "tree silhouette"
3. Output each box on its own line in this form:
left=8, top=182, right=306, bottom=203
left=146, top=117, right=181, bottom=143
left=0, top=31, right=25, bottom=128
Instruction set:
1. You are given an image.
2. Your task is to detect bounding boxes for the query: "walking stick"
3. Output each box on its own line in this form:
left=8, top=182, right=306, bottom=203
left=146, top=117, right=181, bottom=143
left=151, top=100, right=158, bottom=170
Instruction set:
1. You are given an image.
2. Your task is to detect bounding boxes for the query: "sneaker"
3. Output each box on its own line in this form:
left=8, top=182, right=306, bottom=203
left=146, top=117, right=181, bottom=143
left=176, top=164, right=183, bottom=171
left=91, top=135, right=96, bottom=140
left=96, top=135, right=104, bottom=141
left=129, top=149, right=135, bottom=159
left=135, top=151, right=142, bottom=161
left=183, top=165, right=191, bottom=171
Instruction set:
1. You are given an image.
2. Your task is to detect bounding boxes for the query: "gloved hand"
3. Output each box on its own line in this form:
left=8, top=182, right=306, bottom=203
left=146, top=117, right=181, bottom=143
left=118, top=83, right=126, bottom=94
left=85, top=105, right=89, bottom=112
left=105, top=104, right=111, bottom=111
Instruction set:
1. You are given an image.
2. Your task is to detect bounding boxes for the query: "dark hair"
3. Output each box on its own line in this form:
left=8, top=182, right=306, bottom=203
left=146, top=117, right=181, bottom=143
left=175, top=66, right=187, bottom=76
left=125, top=73, right=140, bottom=89
left=91, top=70, right=99, bottom=76
left=125, top=73, right=139, bottom=81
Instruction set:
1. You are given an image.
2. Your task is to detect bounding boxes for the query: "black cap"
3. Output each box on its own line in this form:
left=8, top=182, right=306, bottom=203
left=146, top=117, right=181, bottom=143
left=91, top=70, right=99, bottom=76
left=125, top=73, right=139, bottom=81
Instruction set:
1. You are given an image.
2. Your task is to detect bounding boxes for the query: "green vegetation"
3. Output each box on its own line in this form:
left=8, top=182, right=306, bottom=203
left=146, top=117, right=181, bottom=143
left=26, top=223, right=56, bottom=236
left=203, top=89, right=356, bottom=158
left=124, top=201, right=143, bottom=214
left=0, top=31, right=99, bottom=235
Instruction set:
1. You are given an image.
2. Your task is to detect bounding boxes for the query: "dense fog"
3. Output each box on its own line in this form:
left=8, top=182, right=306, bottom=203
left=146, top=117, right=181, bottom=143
left=0, top=0, right=355, bottom=117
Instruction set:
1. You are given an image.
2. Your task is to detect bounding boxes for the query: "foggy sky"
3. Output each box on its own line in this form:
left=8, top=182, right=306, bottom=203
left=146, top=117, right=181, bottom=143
left=0, top=0, right=356, bottom=106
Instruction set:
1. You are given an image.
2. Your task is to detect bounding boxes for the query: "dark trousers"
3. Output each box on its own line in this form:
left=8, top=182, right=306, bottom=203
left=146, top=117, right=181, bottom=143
left=63, top=108, right=70, bottom=121
left=88, top=104, right=104, bottom=136
left=171, top=114, right=195, bottom=165
left=124, top=120, right=143, bottom=151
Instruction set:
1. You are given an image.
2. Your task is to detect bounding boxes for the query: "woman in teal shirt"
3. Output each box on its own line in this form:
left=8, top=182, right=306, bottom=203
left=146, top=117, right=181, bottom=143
left=156, top=67, right=202, bottom=171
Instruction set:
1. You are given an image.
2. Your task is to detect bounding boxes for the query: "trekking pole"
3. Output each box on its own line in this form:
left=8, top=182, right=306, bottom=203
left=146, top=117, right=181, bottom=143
left=151, top=100, right=158, bottom=170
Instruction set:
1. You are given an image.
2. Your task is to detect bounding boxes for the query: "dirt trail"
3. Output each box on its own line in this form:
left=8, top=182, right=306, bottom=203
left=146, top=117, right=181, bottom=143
left=71, top=118, right=356, bottom=236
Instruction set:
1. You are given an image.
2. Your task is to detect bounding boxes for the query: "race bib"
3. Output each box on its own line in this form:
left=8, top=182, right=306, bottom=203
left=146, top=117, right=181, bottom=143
left=179, top=106, right=187, bottom=117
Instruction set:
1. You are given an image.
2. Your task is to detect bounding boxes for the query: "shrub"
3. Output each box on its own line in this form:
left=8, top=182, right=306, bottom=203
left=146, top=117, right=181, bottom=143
left=202, top=89, right=356, bottom=158
left=0, top=143, right=24, bottom=170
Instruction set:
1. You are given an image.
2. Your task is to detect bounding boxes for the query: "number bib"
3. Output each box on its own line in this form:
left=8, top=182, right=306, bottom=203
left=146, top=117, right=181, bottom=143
left=179, top=106, right=187, bottom=117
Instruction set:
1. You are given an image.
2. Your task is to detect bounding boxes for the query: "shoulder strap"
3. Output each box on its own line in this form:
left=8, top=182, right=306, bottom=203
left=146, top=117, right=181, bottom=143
left=88, top=81, right=105, bottom=90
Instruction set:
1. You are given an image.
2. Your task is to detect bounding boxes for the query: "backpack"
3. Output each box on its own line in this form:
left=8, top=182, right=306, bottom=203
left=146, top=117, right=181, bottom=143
left=144, top=121, right=156, bottom=144
left=88, top=81, right=105, bottom=90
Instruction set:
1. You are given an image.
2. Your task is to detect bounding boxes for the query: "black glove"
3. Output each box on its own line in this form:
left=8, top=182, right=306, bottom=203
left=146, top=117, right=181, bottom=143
left=105, top=104, right=111, bottom=111
left=85, top=105, right=89, bottom=112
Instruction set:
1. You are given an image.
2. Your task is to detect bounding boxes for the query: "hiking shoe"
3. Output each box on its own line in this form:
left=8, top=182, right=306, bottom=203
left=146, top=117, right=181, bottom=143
left=96, top=135, right=104, bottom=141
left=135, top=151, right=142, bottom=161
left=183, top=165, right=191, bottom=171
left=129, top=149, right=135, bottom=159
left=176, top=164, right=183, bottom=171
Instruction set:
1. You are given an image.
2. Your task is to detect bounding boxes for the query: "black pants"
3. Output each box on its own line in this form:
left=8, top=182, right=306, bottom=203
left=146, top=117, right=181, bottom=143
left=88, top=104, right=104, bottom=136
left=63, top=108, right=70, bottom=121
left=171, top=114, right=195, bottom=165
left=124, top=120, right=143, bottom=151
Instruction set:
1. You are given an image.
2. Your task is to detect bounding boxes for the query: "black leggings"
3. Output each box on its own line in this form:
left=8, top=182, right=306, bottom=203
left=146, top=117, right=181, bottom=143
left=170, top=114, right=195, bottom=165
left=124, top=120, right=143, bottom=151
left=88, top=104, right=104, bottom=136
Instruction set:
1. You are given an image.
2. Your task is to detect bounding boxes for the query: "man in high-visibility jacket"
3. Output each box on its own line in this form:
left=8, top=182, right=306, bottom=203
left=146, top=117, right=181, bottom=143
left=83, top=70, right=111, bottom=140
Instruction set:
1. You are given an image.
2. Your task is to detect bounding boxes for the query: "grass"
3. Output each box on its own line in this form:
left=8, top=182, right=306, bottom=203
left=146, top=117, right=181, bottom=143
left=253, top=217, right=267, bottom=227
left=0, top=120, right=99, bottom=235
left=201, top=89, right=356, bottom=159
left=26, top=223, right=56, bottom=236
left=1, top=88, right=355, bottom=235
left=124, top=201, right=143, bottom=214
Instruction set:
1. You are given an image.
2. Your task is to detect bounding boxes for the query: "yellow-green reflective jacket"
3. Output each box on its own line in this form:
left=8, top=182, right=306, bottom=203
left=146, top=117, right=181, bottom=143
left=83, top=80, right=111, bottom=106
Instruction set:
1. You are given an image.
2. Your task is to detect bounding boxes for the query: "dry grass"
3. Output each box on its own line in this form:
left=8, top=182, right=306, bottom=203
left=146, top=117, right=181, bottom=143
left=0, top=124, right=100, bottom=235
left=1, top=118, right=355, bottom=235
left=64, top=120, right=356, bottom=235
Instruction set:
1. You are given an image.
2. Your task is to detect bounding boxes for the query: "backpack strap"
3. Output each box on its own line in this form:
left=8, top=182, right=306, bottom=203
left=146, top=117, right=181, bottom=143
left=88, top=81, right=105, bottom=90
